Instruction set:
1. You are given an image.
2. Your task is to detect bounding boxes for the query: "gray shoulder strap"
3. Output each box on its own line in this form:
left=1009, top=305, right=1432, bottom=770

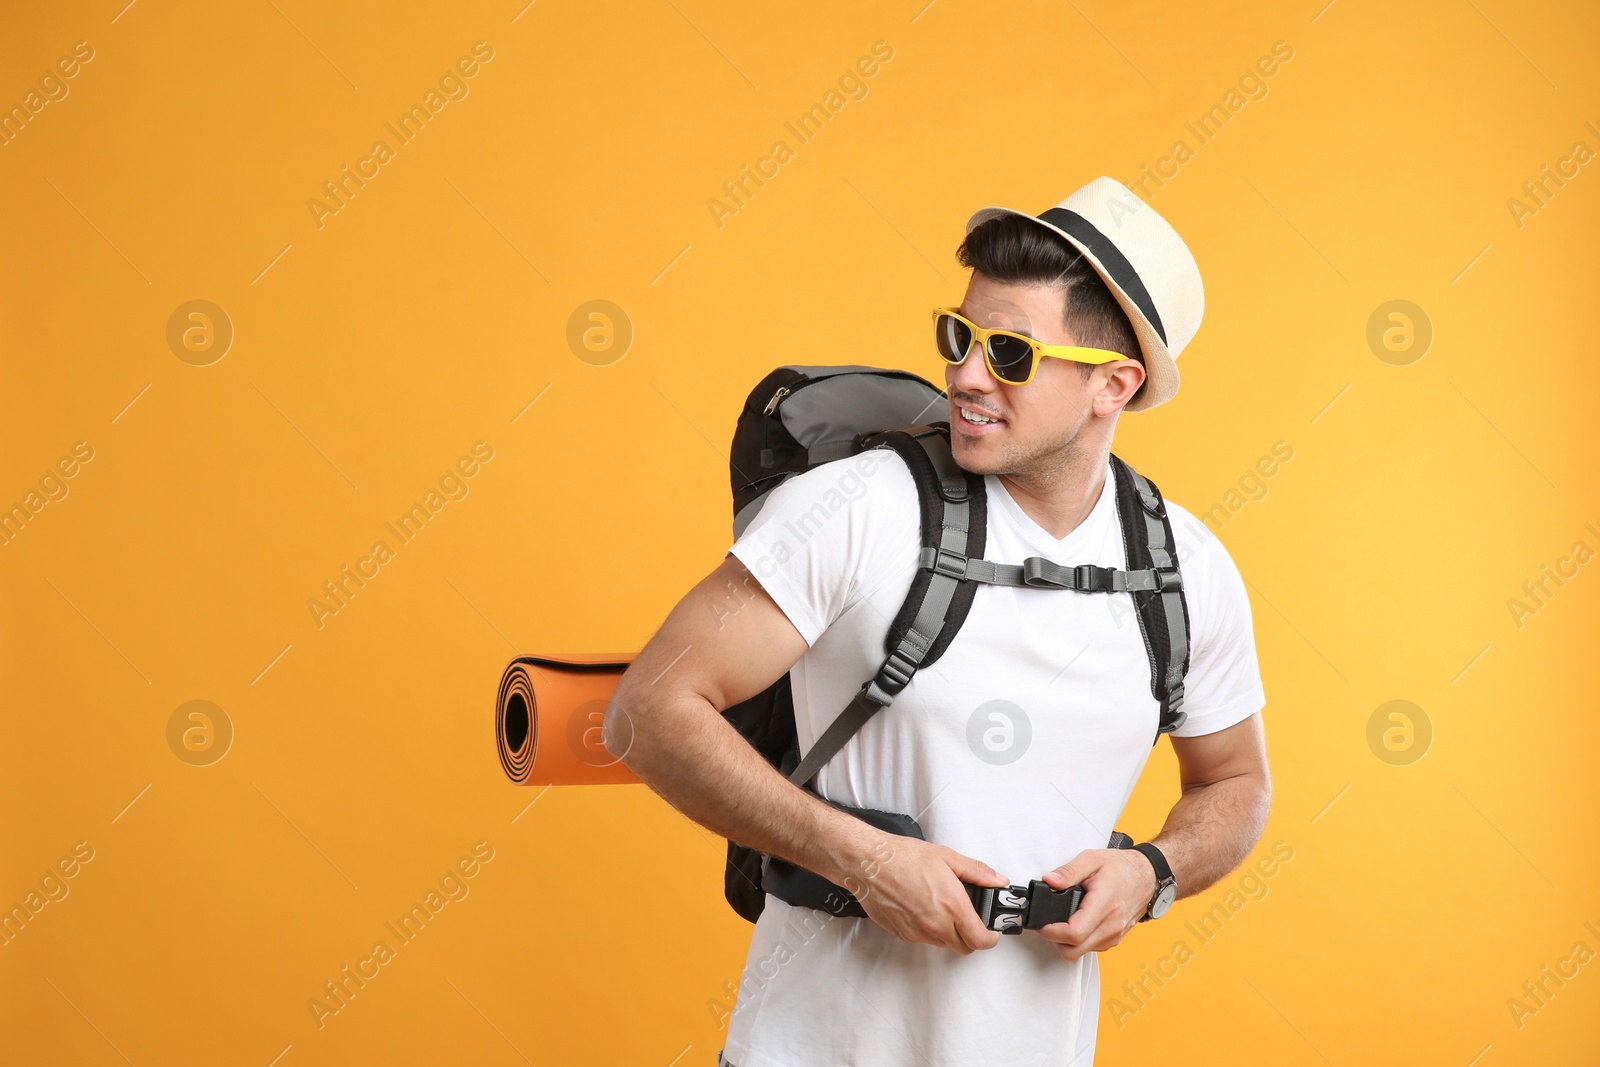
left=787, top=426, right=972, bottom=789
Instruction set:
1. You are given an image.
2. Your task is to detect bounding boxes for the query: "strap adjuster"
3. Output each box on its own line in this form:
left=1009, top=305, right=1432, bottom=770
left=1021, top=558, right=1118, bottom=591
left=1157, top=684, right=1188, bottom=734
left=932, top=548, right=968, bottom=580
left=870, top=646, right=921, bottom=700
left=1156, top=567, right=1183, bottom=593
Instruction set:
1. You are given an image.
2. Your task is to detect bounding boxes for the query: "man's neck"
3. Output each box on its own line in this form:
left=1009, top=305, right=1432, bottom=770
left=996, top=443, right=1109, bottom=541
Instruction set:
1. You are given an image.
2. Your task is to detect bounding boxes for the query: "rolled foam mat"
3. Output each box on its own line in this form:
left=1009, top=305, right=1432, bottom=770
left=495, top=653, right=641, bottom=786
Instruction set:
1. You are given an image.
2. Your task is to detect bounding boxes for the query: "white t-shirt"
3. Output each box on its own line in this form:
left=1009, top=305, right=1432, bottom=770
left=722, top=445, right=1266, bottom=1067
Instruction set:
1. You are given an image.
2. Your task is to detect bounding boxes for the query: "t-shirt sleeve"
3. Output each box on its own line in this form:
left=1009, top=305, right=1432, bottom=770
left=726, top=449, right=912, bottom=647
left=1165, top=506, right=1267, bottom=737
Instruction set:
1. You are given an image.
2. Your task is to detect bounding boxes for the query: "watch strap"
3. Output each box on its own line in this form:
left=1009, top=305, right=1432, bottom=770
left=1132, top=842, right=1175, bottom=922
left=1132, top=842, right=1173, bottom=884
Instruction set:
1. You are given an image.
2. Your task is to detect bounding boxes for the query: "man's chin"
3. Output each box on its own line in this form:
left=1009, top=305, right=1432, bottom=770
left=949, top=429, right=1004, bottom=472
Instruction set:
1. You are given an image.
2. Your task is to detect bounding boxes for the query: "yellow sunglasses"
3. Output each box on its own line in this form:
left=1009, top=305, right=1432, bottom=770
left=933, top=306, right=1127, bottom=385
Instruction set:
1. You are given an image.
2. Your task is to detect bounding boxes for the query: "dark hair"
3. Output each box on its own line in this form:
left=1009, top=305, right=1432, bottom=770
left=955, top=214, right=1143, bottom=394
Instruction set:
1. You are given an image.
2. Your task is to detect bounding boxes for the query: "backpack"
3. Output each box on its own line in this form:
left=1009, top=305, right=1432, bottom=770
left=720, top=365, right=1191, bottom=924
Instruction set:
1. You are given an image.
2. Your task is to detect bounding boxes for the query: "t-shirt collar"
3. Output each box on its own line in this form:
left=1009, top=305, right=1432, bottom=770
left=984, top=457, right=1117, bottom=557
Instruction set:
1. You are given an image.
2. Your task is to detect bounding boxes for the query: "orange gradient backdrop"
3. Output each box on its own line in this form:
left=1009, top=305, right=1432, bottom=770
left=2, top=1, right=1598, bottom=1064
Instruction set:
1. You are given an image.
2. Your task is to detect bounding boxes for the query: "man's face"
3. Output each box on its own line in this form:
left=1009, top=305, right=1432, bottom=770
left=943, top=273, right=1139, bottom=478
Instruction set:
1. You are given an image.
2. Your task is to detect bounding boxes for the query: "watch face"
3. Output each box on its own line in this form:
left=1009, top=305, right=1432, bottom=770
left=1150, top=883, right=1177, bottom=919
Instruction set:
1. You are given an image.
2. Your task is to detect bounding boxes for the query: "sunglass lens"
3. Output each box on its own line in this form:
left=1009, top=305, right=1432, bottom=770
left=935, top=314, right=972, bottom=363
left=985, top=333, right=1035, bottom=383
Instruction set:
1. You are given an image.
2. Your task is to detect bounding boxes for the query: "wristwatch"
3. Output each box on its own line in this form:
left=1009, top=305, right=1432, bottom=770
left=1132, top=843, right=1177, bottom=922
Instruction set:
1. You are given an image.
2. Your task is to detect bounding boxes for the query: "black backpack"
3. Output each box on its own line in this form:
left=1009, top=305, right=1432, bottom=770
left=720, top=365, right=1191, bottom=924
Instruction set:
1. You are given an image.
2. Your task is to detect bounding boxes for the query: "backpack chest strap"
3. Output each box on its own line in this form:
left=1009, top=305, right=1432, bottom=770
left=916, top=546, right=1182, bottom=594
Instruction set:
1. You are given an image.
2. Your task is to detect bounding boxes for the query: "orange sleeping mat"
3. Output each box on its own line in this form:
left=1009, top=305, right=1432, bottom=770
left=494, top=654, right=641, bottom=785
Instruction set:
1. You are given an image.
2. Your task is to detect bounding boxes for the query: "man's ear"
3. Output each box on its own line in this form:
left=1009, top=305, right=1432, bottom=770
left=1092, top=360, right=1146, bottom=416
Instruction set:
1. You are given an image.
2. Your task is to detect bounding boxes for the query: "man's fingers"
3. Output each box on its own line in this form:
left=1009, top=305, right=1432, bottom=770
left=945, top=848, right=1009, bottom=888
left=1037, top=908, right=1107, bottom=959
left=855, top=840, right=1015, bottom=954
left=1041, top=849, right=1099, bottom=890
left=951, top=894, right=1001, bottom=952
left=1034, top=852, right=1150, bottom=958
left=938, top=849, right=1004, bottom=951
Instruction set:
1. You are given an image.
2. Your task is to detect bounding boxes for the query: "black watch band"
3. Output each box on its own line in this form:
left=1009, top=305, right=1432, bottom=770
left=1132, top=843, right=1176, bottom=922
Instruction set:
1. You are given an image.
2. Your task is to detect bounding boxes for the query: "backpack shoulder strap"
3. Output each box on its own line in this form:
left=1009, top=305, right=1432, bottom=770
left=785, top=423, right=984, bottom=789
left=1107, top=453, right=1192, bottom=744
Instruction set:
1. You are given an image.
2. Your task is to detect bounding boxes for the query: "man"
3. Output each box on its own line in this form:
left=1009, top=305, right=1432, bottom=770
left=606, top=176, right=1271, bottom=1066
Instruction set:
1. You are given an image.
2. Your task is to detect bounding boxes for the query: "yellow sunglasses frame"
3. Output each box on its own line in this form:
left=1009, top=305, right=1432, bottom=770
left=933, top=306, right=1128, bottom=385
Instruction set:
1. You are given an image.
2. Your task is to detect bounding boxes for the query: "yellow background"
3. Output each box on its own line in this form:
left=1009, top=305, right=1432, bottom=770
left=3, top=0, right=1598, bottom=1063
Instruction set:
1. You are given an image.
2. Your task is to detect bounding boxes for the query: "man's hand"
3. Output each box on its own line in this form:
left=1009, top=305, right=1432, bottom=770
left=1031, top=847, right=1158, bottom=961
left=849, top=832, right=1011, bottom=955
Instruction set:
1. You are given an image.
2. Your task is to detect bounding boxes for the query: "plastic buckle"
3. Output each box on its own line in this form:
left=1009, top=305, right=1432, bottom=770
left=1156, top=567, right=1183, bottom=593
left=932, top=548, right=968, bottom=580
left=968, top=880, right=1087, bottom=933
left=967, top=884, right=1031, bottom=934
left=1074, top=565, right=1113, bottom=592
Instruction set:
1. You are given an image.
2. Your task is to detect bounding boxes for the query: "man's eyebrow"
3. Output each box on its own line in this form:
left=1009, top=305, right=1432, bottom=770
left=957, top=306, right=1037, bottom=339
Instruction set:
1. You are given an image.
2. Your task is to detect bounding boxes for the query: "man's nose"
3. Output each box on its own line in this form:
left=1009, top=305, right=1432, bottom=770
left=948, top=332, right=999, bottom=394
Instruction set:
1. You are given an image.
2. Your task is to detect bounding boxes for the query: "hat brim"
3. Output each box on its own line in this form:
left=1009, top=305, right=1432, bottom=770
left=965, top=206, right=1178, bottom=411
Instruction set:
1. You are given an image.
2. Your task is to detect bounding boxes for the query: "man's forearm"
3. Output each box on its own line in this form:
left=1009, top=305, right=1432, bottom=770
left=1147, top=771, right=1271, bottom=899
left=607, top=683, right=880, bottom=890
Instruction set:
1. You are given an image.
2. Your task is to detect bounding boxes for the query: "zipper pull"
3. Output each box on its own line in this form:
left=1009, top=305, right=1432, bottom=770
left=762, top=385, right=791, bottom=416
